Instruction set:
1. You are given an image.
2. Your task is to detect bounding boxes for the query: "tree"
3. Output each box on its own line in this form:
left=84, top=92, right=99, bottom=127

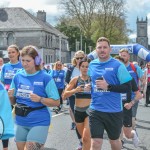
left=56, top=21, right=95, bottom=53
left=59, top=0, right=129, bottom=44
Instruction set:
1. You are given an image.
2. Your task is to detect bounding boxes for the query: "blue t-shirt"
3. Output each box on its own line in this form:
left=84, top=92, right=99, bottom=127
left=127, top=63, right=144, bottom=99
left=0, top=83, right=14, bottom=139
left=50, top=70, right=66, bottom=89
left=10, top=70, right=60, bottom=127
left=1, top=61, right=22, bottom=89
left=89, top=57, right=132, bottom=113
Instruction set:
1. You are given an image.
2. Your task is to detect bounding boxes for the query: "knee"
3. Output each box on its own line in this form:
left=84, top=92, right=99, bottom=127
left=82, top=136, right=90, bottom=144
left=91, top=139, right=102, bottom=148
left=124, top=133, right=132, bottom=139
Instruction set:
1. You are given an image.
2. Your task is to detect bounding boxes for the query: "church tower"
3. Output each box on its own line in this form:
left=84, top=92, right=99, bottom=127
left=136, top=17, right=148, bottom=49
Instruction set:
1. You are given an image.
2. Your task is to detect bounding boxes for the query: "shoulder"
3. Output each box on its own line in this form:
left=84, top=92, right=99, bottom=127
left=70, top=76, right=78, bottom=83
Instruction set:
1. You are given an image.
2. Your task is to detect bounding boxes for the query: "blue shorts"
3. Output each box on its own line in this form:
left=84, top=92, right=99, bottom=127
left=15, top=125, right=49, bottom=144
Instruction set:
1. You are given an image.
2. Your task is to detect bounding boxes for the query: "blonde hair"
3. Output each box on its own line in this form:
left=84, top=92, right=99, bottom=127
left=53, top=61, right=63, bottom=70
left=72, top=50, right=85, bottom=66
left=119, top=48, right=129, bottom=54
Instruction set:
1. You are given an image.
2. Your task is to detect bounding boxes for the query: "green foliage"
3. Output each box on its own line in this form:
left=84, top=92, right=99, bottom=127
left=56, top=22, right=95, bottom=53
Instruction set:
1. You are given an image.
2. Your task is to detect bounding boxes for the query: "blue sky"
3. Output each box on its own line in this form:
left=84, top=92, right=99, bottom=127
left=0, top=0, right=150, bottom=42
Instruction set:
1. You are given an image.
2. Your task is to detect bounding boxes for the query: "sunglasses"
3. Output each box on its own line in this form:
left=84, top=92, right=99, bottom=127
left=76, top=57, right=84, bottom=60
left=57, top=64, right=62, bottom=66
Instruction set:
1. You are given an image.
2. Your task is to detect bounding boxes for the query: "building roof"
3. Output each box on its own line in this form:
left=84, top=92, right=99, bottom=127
left=0, top=7, right=67, bottom=38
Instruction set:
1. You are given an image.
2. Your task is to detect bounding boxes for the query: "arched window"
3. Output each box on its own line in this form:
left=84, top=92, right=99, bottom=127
left=0, top=32, right=4, bottom=46
left=7, top=33, right=14, bottom=45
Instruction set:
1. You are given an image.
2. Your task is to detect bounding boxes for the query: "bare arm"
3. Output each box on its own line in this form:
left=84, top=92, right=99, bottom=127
left=63, top=77, right=83, bottom=99
left=8, top=89, right=16, bottom=105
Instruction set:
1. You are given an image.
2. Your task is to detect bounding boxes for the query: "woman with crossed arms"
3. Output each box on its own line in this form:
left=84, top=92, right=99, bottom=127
left=63, top=58, right=91, bottom=150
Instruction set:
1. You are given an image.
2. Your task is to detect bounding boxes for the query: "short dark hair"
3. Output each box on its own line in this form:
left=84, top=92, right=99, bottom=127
left=79, top=57, right=91, bottom=68
left=97, top=37, right=110, bottom=46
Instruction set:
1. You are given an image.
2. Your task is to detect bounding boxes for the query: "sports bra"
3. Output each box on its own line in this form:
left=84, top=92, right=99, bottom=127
left=75, top=76, right=91, bottom=99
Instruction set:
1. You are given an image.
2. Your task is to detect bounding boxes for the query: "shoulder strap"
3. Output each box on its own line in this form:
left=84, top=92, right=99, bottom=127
left=130, top=63, right=136, bottom=73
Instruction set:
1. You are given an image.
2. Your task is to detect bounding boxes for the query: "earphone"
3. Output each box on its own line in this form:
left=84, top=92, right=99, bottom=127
left=30, top=46, right=42, bottom=65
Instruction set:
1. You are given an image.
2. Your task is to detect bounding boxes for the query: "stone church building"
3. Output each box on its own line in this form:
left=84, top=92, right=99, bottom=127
left=0, top=7, right=70, bottom=63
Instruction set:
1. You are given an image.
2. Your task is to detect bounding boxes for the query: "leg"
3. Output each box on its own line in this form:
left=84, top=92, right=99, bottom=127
left=25, top=142, right=44, bottom=150
left=146, top=86, right=150, bottom=106
left=82, top=117, right=91, bottom=150
left=75, top=110, right=91, bottom=150
left=88, top=109, right=105, bottom=150
left=132, top=102, right=138, bottom=130
left=90, top=138, right=103, bottom=150
left=109, top=139, right=122, bottom=150
left=16, top=142, right=26, bottom=150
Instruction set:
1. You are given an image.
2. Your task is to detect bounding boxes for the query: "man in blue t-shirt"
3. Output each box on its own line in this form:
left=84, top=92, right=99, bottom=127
left=88, top=37, right=132, bottom=150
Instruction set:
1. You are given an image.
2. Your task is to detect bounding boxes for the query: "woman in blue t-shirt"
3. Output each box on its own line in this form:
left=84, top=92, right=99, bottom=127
left=8, top=45, right=60, bottom=150
left=1, top=44, right=22, bottom=150
left=50, top=61, right=66, bottom=113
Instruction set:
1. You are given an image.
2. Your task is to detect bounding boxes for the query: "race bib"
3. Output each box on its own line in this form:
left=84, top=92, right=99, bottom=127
left=16, top=84, right=34, bottom=99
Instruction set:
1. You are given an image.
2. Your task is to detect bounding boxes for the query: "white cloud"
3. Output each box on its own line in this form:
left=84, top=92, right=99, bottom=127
left=0, top=0, right=61, bottom=15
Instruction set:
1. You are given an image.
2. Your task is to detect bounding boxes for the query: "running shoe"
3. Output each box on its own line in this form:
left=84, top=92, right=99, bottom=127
left=71, top=122, right=76, bottom=130
left=76, top=142, right=82, bottom=150
left=132, top=130, right=140, bottom=148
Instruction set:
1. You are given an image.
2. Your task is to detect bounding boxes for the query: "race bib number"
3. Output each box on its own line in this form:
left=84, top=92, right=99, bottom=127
left=4, top=70, right=15, bottom=79
left=55, top=78, right=61, bottom=82
left=16, top=84, right=34, bottom=99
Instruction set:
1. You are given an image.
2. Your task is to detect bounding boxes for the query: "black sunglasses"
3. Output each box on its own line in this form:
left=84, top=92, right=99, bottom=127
left=76, top=57, right=84, bottom=60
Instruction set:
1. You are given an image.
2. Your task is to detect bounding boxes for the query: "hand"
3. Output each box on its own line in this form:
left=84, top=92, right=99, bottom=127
left=75, top=85, right=83, bottom=93
left=30, top=93, right=41, bottom=102
left=84, top=83, right=91, bottom=92
left=8, top=88, right=14, bottom=98
left=95, top=78, right=108, bottom=90
left=124, top=102, right=132, bottom=110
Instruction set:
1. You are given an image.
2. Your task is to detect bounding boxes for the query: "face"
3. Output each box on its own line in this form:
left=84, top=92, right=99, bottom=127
left=7, top=47, right=19, bottom=63
left=119, top=51, right=130, bottom=64
left=147, top=63, right=150, bottom=68
left=21, top=55, right=36, bottom=74
left=75, top=54, right=84, bottom=65
left=56, top=61, right=62, bottom=70
left=79, top=62, right=89, bottom=75
left=96, top=41, right=111, bottom=61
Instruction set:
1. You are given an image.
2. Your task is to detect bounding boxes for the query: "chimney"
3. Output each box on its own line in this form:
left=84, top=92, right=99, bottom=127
left=37, top=10, right=46, bottom=22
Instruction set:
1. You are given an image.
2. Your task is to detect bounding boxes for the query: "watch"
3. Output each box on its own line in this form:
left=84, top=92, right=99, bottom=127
left=107, top=84, right=112, bottom=91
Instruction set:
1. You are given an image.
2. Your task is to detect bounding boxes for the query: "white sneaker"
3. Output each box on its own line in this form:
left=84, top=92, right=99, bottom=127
left=132, top=130, right=140, bottom=148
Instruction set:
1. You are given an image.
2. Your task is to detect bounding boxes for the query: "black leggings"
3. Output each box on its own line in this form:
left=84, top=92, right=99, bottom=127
left=2, top=139, right=9, bottom=148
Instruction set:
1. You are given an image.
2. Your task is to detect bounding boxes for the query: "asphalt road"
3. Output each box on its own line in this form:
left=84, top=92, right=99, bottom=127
left=1, top=99, right=150, bottom=150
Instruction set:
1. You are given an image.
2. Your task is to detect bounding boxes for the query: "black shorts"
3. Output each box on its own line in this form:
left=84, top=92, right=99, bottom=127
left=74, top=110, right=88, bottom=123
left=123, top=102, right=132, bottom=127
left=88, top=109, right=123, bottom=140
